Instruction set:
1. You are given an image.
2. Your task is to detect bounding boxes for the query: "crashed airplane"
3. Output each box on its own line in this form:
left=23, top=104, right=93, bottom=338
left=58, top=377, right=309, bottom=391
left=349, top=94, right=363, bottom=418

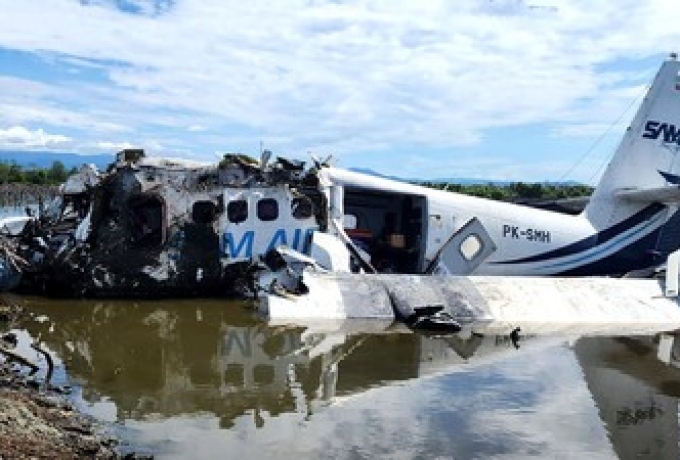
left=0, top=151, right=326, bottom=297
left=2, top=54, right=680, bottom=302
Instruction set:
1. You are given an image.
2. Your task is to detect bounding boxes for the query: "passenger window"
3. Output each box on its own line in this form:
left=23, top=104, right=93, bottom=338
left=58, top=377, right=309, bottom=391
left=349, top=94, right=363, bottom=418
left=257, top=198, right=279, bottom=221
left=227, top=200, right=248, bottom=224
left=192, top=201, right=217, bottom=224
left=291, top=197, right=313, bottom=220
left=460, top=234, right=483, bottom=261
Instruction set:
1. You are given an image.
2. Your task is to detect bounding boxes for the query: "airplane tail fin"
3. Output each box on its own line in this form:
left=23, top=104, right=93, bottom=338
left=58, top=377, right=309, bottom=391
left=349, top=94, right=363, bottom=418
left=585, top=54, right=680, bottom=235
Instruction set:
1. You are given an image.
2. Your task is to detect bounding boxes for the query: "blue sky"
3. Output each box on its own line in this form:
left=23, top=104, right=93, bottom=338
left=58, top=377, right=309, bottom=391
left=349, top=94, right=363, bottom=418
left=0, top=0, right=676, bottom=183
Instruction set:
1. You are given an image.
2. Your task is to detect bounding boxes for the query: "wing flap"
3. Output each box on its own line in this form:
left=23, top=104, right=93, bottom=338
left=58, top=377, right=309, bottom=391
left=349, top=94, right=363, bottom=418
left=615, top=186, right=680, bottom=203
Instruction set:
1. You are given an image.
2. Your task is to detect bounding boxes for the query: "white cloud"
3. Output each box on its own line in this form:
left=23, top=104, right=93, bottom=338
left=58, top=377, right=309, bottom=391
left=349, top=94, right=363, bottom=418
left=92, top=141, right=136, bottom=151
left=0, top=0, right=676, bottom=176
left=0, top=77, right=132, bottom=134
left=0, top=126, right=72, bottom=148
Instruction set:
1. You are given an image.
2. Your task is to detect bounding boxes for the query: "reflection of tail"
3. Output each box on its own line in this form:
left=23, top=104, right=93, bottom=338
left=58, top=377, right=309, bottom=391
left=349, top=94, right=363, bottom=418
left=573, top=337, right=679, bottom=460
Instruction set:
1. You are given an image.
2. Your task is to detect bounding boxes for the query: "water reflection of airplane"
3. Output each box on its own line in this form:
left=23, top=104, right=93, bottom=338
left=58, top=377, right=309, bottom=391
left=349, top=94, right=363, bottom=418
left=20, top=299, right=549, bottom=428
left=573, top=336, right=680, bottom=460
left=20, top=298, right=680, bottom=445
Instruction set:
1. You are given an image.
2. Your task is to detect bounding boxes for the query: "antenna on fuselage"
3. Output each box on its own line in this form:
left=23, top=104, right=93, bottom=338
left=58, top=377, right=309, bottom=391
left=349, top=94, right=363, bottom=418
left=260, top=149, right=272, bottom=171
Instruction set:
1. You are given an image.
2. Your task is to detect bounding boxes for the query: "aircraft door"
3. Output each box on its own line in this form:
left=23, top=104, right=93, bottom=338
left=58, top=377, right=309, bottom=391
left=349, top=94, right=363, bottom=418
left=425, top=217, right=496, bottom=275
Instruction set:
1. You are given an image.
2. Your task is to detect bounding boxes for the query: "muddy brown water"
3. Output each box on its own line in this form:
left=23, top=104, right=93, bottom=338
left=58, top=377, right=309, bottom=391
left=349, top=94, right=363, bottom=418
left=2, top=295, right=678, bottom=459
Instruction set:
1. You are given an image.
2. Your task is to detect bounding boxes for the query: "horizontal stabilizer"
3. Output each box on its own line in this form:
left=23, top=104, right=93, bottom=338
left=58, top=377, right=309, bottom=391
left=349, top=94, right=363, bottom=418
left=615, top=186, right=680, bottom=203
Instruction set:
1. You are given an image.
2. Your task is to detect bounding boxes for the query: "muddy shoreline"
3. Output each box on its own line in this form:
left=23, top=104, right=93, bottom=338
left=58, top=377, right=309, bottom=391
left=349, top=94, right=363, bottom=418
left=0, top=299, right=150, bottom=459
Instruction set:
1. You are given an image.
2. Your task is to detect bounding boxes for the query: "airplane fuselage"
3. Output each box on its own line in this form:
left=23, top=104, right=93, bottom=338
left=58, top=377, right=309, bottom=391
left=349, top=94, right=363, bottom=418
left=319, top=167, right=671, bottom=277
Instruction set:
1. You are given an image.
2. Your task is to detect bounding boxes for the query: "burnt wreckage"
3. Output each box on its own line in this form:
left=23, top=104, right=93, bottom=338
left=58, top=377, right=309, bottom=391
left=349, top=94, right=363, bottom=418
left=1, top=149, right=326, bottom=297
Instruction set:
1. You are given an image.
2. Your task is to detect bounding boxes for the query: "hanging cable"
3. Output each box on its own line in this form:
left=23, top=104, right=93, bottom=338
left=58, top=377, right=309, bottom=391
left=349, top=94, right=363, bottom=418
left=559, top=82, right=650, bottom=183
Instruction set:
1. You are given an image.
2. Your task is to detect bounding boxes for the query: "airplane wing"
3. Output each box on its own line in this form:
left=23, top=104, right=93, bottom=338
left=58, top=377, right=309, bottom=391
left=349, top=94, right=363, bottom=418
left=615, top=186, right=680, bottom=203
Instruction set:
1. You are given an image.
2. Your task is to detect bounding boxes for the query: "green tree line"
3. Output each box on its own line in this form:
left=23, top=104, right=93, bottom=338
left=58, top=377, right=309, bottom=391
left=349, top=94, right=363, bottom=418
left=0, top=161, right=76, bottom=185
left=418, top=181, right=594, bottom=201
left=0, top=160, right=594, bottom=202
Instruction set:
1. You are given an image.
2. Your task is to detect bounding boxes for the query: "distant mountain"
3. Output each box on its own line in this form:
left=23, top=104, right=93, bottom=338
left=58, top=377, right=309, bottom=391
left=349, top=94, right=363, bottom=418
left=0, top=150, right=113, bottom=170
left=422, top=177, right=516, bottom=186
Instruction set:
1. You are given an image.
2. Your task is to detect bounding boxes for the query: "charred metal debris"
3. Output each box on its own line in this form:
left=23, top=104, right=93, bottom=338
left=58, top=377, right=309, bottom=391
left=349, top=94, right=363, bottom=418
left=0, top=149, right=327, bottom=297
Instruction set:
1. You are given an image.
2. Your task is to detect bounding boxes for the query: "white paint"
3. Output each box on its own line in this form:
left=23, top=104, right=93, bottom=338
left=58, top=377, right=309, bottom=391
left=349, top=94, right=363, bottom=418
left=471, top=276, right=680, bottom=334
left=260, top=272, right=680, bottom=336
left=0, top=216, right=32, bottom=236
left=309, top=232, right=351, bottom=272
left=74, top=211, right=91, bottom=242
left=60, top=163, right=100, bottom=194
left=657, top=333, right=675, bottom=364
left=260, top=271, right=396, bottom=322
left=666, top=249, right=680, bottom=297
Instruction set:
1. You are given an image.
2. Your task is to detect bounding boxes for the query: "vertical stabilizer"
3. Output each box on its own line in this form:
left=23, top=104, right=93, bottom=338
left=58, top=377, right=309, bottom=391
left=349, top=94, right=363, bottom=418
left=586, top=54, right=680, bottom=229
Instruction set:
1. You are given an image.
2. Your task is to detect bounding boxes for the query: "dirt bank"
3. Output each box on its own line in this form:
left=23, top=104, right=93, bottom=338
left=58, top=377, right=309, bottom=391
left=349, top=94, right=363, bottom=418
left=0, top=300, right=150, bottom=459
